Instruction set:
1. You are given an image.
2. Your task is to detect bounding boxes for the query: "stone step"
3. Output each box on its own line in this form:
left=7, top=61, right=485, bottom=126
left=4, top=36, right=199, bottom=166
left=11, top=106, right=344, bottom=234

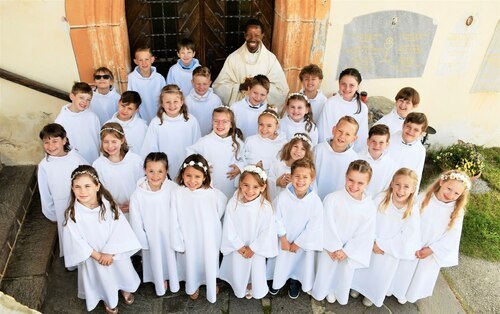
left=0, top=166, right=37, bottom=284
left=1, top=191, right=58, bottom=310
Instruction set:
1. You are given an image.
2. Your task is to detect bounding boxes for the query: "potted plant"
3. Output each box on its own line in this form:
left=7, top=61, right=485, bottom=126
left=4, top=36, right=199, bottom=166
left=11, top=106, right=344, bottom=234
left=433, top=141, right=485, bottom=179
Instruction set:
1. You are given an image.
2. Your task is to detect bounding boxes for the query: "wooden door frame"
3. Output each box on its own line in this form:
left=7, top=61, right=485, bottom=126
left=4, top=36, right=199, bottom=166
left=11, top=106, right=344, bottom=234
left=65, top=0, right=330, bottom=93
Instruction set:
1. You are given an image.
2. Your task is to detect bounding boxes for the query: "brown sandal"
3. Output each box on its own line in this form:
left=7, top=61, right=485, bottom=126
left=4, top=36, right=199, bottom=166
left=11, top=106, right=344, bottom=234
left=121, top=291, right=135, bottom=305
left=189, top=288, right=200, bottom=300
left=105, top=305, right=118, bottom=314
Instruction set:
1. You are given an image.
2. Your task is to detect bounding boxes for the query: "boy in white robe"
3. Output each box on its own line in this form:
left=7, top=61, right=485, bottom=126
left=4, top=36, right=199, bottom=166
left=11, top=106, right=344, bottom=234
left=89, top=67, right=120, bottom=125
left=55, top=82, right=100, bottom=163
left=106, top=91, right=148, bottom=154
left=314, top=116, right=359, bottom=200
left=374, top=87, right=420, bottom=135
left=166, top=38, right=199, bottom=95
left=127, top=47, right=166, bottom=123
left=299, top=64, right=328, bottom=123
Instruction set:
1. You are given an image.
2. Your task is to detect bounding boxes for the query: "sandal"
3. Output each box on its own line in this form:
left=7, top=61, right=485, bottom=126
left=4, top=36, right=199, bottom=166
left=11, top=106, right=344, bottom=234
left=245, top=284, right=252, bottom=299
left=105, top=305, right=118, bottom=314
left=189, top=288, right=200, bottom=300
left=121, top=291, right=135, bottom=305
left=164, top=280, right=169, bottom=291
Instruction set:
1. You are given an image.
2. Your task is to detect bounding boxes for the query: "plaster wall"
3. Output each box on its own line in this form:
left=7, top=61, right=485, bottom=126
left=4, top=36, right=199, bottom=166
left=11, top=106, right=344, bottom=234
left=321, top=1, right=500, bottom=147
left=0, top=0, right=79, bottom=165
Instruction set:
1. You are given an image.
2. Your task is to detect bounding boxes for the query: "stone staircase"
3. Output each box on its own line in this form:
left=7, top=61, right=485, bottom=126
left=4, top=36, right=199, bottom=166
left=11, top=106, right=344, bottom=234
left=0, top=165, right=58, bottom=311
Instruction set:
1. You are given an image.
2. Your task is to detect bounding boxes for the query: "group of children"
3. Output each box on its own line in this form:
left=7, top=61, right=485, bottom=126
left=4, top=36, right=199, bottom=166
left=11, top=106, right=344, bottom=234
left=35, top=41, right=472, bottom=313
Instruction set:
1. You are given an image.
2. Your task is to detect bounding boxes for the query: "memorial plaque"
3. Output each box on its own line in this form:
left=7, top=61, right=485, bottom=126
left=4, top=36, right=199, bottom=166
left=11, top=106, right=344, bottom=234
left=337, top=11, right=437, bottom=79
left=471, top=21, right=500, bottom=93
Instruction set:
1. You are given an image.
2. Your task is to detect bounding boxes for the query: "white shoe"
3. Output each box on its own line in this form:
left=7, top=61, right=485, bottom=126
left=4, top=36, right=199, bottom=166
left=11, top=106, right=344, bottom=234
left=326, top=293, right=336, bottom=303
left=362, top=297, right=373, bottom=307
left=350, top=290, right=360, bottom=298
left=398, top=298, right=407, bottom=304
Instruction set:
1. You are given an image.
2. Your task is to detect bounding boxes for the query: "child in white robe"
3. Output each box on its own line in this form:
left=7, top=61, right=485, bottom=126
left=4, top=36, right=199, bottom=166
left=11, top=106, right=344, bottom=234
left=350, top=168, right=421, bottom=307
left=93, top=123, right=144, bottom=219
left=129, top=152, right=179, bottom=296
left=244, top=109, right=287, bottom=172
left=55, top=82, right=100, bottom=163
left=279, top=93, right=318, bottom=145
left=392, top=170, right=471, bottom=304
left=299, top=64, right=328, bottom=124
left=314, top=116, right=359, bottom=200
left=63, top=165, right=141, bottom=313
left=185, top=66, right=222, bottom=136
left=166, top=38, right=199, bottom=95
left=317, top=68, right=368, bottom=152
left=230, top=74, right=270, bottom=138
left=38, top=123, right=88, bottom=258
left=186, top=106, right=245, bottom=199
left=170, top=154, right=227, bottom=303
left=106, top=91, right=148, bottom=154
left=140, top=85, right=201, bottom=178
left=269, top=159, right=323, bottom=298
left=89, top=67, right=120, bottom=125
left=219, top=164, right=278, bottom=299
left=374, top=87, right=420, bottom=135
left=311, top=160, right=376, bottom=305
left=267, top=133, right=313, bottom=201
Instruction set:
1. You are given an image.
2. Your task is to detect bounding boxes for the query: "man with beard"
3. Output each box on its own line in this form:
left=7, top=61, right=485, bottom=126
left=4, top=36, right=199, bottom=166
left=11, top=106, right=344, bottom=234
left=213, top=19, right=289, bottom=108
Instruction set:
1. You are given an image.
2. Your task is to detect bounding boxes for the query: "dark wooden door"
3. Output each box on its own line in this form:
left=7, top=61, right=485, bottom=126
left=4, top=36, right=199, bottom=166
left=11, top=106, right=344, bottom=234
left=125, top=0, right=274, bottom=80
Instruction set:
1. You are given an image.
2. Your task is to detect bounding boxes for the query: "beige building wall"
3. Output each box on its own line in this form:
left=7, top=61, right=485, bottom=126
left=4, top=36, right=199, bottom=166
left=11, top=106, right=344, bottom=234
left=321, top=1, right=500, bottom=147
left=0, top=0, right=79, bottom=165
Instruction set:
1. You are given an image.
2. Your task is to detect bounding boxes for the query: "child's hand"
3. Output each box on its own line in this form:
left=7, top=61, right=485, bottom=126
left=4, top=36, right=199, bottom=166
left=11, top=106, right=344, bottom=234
left=416, top=247, right=433, bottom=259
left=238, top=246, right=246, bottom=256
left=227, top=164, right=241, bottom=180
left=280, top=236, right=291, bottom=251
left=277, top=174, right=290, bottom=188
left=240, top=77, right=253, bottom=92
left=334, top=249, right=347, bottom=261
left=99, top=253, right=114, bottom=266
left=120, top=203, right=130, bottom=213
left=243, top=246, right=254, bottom=259
left=289, top=242, right=300, bottom=253
left=327, top=250, right=337, bottom=261
left=373, top=242, right=384, bottom=255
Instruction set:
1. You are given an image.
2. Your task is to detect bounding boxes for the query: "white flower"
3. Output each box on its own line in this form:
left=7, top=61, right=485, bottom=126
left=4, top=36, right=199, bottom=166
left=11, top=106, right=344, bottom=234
left=243, top=165, right=268, bottom=181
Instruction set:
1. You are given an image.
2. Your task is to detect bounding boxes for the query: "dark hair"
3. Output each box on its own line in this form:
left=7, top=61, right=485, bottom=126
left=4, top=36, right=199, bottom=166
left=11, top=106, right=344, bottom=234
left=369, top=124, right=390, bottom=140
left=279, top=133, right=314, bottom=162
left=291, top=158, right=316, bottom=179
left=339, top=68, right=362, bottom=114
left=177, top=38, right=196, bottom=52
left=346, top=159, right=373, bottom=182
left=213, top=106, right=243, bottom=157
left=176, top=154, right=211, bottom=189
left=120, top=91, right=142, bottom=108
left=192, top=66, right=211, bottom=79
left=395, top=87, right=420, bottom=107
left=144, top=152, right=171, bottom=180
left=64, top=165, right=119, bottom=225
left=245, top=18, right=264, bottom=33
left=404, top=112, right=428, bottom=131
left=71, top=82, right=93, bottom=96
left=249, top=74, right=270, bottom=93
left=39, top=123, right=71, bottom=153
left=157, top=84, right=189, bottom=123
left=282, top=93, right=315, bottom=132
left=299, top=64, right=324, bottom=80
left=100, top=122, right=129, bottom=159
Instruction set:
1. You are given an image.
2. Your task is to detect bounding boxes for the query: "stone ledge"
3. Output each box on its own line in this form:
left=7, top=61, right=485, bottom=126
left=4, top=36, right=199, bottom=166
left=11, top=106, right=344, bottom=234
left=1, top=276, right=47, bottom=311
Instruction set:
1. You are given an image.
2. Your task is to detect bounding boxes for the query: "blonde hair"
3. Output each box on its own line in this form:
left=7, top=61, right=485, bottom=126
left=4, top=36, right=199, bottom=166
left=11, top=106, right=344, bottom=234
left=157, top=84, right=189, bottom=123
left=420, top=170, right=470, bottom=229
left=237, top=165, right=271, bottom=206
left=379, top=168, right=418, bottom=220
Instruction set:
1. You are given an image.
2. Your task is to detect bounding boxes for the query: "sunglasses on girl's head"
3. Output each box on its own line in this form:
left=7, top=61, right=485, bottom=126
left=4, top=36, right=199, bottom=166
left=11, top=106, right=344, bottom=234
left=94, top=74, right=111, bottom=80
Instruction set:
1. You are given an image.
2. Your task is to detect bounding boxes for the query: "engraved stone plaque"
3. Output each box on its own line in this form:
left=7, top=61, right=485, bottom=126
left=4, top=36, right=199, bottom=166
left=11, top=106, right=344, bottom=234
left=337, top=10, right=437, bottom=79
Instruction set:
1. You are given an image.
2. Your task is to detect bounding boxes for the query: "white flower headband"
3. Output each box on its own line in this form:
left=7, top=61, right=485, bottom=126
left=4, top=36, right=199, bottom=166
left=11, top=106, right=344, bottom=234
left=218, top=104, right=232, bottom=110
left=100, top=127, right=124, bottom=136
left=440, top=172, right=471, bottom=190
left=288, top=92, right=309, bottom=103
left=293, top=133, right=312, bottom=147
left=71, top=170, right=99, bottom=182
left=183, top=160, right=208, bottom=173
left=243, top=165, right=268, bottom=181
left=259, top=110, right=279, bottom=123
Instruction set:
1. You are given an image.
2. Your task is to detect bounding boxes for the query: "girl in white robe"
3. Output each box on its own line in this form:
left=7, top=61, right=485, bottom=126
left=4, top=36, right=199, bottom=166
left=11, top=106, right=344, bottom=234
left=129, top=152, right=179, bottom=296
left=270, top=159, right=323, bottom=298
left=93, top=123, right=144, bottom=219
left=38, top=123, right=88, bottom=258
left=393, top=170, right=471, bottom=304
left=219, top=165, right=278, bottom=299
left=170, top=154, right=227, bottom=303
left=186, top=106, right=245, bottom=199
left=279, top=93, right=319, bottom=145
left=311, top=160, right=376, bottom=305
left=140, top=85, right=201, bottom=178
left=62, top=165, right=141, bottom=313
left=350, top=168, right=421, bottom=307
left=244, top=109, right=287, bottom=172
left=267, top=133, right=314, bottom=201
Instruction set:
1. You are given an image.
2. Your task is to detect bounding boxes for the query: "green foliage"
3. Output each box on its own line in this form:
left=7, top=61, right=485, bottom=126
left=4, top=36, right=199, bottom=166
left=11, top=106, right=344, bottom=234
left=432, top=141, right=485, bottom=177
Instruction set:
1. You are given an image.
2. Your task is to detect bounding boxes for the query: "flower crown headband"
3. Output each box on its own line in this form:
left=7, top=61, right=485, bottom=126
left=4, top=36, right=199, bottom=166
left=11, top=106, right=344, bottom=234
left=259, top=110, right=279, bottom=123
left=71, top=170, right=99, bottom=182
left=293, top=133, right=312, bottom=147
left=183, top=160, right=208, bottom=173
left=288, top=92, right=309, bottom=103
left=440, top=172, right=471, bottom=190
left=243, top=165, right=267, bottom=181
left=100, top=127, right=124, bottom=136
left=218, top=104, right=232, bottom=110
